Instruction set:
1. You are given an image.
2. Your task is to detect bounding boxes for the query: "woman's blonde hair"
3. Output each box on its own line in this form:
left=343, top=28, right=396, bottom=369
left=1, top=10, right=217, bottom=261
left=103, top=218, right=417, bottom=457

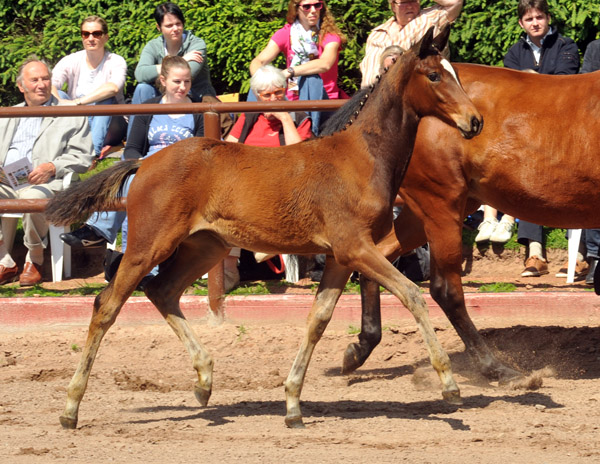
left=156, top=55, right=191, bottom=93
left=285, top=0, right=346, bottom=45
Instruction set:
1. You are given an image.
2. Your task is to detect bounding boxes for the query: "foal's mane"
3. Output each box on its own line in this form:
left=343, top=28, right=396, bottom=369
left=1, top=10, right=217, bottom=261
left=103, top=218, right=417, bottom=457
left=319, top=63, right=398, bottom=137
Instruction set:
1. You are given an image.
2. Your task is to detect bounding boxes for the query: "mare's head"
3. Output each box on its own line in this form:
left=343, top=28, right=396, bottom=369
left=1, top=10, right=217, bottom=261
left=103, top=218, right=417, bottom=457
left=400, top=26, right=483, bottom=139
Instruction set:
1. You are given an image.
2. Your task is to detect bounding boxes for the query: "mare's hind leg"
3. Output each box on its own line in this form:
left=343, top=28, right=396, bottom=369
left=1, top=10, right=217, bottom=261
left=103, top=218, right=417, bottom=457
left=339, top=239, right=460, bottom=404
left=60, top=254, right=158, bottom=429
left=145, top=232, right=230, bottom=407
left=342, top=274, right=381, bottom=374
left=285, top=257, right=352, bottom=428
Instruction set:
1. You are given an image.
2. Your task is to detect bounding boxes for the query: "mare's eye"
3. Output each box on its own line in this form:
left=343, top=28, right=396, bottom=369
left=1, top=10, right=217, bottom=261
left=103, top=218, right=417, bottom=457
left=428, top=72, right=441, bottom=82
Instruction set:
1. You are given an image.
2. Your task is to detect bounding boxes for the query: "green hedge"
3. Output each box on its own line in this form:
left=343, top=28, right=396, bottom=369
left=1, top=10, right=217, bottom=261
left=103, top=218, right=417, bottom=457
left=1, top=0, right=599, bottom=105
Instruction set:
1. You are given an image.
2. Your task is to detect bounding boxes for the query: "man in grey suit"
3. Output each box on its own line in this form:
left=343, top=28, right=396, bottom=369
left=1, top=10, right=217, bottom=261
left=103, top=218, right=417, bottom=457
left=0, top=58, right=93, bottom=286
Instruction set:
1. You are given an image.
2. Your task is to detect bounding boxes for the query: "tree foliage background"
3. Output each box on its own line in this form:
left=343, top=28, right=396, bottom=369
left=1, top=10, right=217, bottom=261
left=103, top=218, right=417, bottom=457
left=1, top=0, right=599, bottom=106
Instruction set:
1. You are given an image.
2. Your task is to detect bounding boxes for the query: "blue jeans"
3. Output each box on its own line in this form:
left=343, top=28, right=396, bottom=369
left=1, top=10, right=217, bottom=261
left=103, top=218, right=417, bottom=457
left=86, top=175, right=159, bottom=276
left=127, top=83, right=158, bottom=139
left=58, top=91, right=115, bottom=156
left=584, top=229, right=600, bottom=259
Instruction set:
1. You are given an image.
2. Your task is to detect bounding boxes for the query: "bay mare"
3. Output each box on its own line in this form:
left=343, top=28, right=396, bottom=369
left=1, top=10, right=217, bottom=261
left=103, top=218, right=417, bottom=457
left=45, top=27, right=482, bottom=429
left=343, top=63, right=600, bottom=383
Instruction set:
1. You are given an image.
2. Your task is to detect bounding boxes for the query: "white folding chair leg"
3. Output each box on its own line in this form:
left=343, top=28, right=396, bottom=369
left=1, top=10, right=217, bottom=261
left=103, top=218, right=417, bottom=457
left=49, top=224, right=70, bottom=282
left=283, top=254, right=300, bottom=283
left=566, top=228, right=582, bottom=284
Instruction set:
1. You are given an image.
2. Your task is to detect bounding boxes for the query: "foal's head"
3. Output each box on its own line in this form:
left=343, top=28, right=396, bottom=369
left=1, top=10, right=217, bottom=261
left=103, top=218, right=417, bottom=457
left=399, top=26, right=483, bottom=139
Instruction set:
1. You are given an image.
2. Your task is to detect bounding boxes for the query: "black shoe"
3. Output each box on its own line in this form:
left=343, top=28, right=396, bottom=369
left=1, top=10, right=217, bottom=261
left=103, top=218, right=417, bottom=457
left=60, top=225, right=107, bottom=248
left=587, top=258, right=598, bottom=286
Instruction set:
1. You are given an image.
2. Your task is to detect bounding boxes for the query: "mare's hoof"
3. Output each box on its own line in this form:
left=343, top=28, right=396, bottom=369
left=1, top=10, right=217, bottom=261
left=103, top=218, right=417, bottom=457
left=59, top=415, right=77, bottom=429
left=341, top=343, right=363, bottom=374
left=496, top=367, right=524, bottom=386
left=194, top=385, right=212, bottom=407
left=285, top=415, right=305, bottom=429
left=442, top=389, right=462, bottom=405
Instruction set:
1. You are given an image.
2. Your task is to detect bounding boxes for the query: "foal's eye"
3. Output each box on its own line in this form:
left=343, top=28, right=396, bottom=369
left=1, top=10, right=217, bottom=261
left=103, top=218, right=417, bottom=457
left=428, top=72, right=441, bottom=82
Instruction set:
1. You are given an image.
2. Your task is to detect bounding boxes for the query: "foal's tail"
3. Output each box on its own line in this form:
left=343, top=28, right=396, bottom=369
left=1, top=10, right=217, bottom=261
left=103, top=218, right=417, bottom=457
left=45, top=160, right=142, bottom=226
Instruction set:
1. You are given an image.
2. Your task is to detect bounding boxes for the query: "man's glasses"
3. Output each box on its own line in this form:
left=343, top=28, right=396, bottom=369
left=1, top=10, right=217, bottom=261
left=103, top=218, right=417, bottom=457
left=299, top=2, right=324, bottom=12
left=81, top=30, right=105, bottom=39
left=258, top=88, right=286, bottom=99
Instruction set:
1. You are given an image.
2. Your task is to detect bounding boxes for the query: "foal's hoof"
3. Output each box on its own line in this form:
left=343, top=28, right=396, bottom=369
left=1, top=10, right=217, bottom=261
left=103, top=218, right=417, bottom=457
left=442, top=389, right=462, bottom=406
left=194, top=384, right=212, bottom=407
left=59, top=415, right=77, bottom=429
left=341, top=343, right=363, bottom=374
left=285, top=414, right=306, bottom=429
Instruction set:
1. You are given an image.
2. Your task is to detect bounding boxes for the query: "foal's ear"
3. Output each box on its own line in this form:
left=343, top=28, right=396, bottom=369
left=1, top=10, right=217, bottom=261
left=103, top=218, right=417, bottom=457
left=417, top=24, right=451, bottom=59
left=432, top=24, right=451, bottom=53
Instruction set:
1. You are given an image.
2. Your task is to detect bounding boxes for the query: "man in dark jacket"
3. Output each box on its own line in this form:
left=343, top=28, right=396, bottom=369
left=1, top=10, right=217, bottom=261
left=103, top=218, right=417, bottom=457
left=503, top=0, right=579, bottom=278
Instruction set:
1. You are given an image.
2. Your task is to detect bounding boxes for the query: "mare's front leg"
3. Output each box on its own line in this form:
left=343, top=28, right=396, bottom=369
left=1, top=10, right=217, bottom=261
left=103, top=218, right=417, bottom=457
left=344, top=209, right=427, bottom=373
left=144, top=232, right=230, bottom=408
left=427, top=216, right=522, bottom=383
left=60, top=255, right=157, bottom=429
left=285, top=258, right=352, bottom=428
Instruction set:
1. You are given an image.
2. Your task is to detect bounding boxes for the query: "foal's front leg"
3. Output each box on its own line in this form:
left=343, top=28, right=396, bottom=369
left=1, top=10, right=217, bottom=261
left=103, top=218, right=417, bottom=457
left=284, top=258, right=352, bottom=428
left=344, top=240, right=460, bottom=405
left=60, top=259, right=152, bottom=429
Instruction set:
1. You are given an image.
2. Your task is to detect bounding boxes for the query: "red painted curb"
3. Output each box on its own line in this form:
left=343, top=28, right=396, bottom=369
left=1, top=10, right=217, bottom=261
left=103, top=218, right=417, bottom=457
left=1, top=292, right=599, bottom=328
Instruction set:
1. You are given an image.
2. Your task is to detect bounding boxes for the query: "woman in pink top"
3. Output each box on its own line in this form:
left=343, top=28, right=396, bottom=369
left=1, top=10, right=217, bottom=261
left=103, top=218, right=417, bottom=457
left=250, top=0, right=347, bottom=101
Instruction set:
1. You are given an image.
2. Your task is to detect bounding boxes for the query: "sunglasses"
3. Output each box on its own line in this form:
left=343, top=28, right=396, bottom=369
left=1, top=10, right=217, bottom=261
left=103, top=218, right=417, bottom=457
left=299, top=2, right=324, bottom=12
left=258, top=88, right=286, bottom=99
left=81, top=30, right=105, bottom=39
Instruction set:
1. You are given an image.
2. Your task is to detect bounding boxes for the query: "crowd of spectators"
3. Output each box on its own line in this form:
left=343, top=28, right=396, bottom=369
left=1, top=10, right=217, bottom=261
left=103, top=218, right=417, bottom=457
left=1, top=0, right=597, bottom=288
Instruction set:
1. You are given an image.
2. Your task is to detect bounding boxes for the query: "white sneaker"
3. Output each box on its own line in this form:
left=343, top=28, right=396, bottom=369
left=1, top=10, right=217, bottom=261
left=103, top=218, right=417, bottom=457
left=475, top=218, right=498, bottom=242
left=490, top=219, right=514, bottom=243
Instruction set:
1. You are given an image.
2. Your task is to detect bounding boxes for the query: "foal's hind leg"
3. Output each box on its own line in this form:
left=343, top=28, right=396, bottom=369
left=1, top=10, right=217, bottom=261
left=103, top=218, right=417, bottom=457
left=60, top=256, right=157, bottom=429
left=339, top=240, right=460, bottom=404
left=285, top=258, right=352, bottom=428
left=144, top=233, right=230, bottom=407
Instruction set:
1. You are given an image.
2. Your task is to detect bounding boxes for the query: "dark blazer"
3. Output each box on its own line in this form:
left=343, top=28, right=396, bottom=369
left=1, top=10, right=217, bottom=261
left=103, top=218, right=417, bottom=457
left=504, top=28, right=579, bottom=75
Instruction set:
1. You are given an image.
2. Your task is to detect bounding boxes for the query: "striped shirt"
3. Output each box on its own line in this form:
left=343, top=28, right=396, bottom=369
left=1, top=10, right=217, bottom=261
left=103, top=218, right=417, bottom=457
left=360, top=7, right=451, bottom=88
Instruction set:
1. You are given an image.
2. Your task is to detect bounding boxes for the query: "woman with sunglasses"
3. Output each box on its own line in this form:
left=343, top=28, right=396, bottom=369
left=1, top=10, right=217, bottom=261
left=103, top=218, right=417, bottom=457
left=250, top=0, right=347, bottom=103
left=360, top=0, right=463, bottom=88
left=61, top=57, right=205, bottom=288
left=51, top=15, right=127, bottom=157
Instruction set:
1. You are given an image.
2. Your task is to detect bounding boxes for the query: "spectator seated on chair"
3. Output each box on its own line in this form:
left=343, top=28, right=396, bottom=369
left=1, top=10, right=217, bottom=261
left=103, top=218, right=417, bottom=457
left=51, top=15, right=127, bottom=158
left=359, top=0, right=463, bottom=89
left=249, top=0, right=348, bottom=134
left=224, top=65, right=313, bottom=286
left=128, top=2, right=215, bottom=139
left=503, top=0, right=579, bottom=278
left=0, top=58, right=93, bottom=286
left=60, top=56, right=204, bottom=287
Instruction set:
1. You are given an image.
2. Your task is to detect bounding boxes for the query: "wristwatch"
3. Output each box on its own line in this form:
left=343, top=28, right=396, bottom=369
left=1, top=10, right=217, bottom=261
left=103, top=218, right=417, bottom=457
left=286, top=66, right=295, bottom=78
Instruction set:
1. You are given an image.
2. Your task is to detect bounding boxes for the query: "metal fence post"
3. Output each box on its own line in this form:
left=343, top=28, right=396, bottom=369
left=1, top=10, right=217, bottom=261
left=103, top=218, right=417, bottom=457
left=203, top=111, right=225, bottom=322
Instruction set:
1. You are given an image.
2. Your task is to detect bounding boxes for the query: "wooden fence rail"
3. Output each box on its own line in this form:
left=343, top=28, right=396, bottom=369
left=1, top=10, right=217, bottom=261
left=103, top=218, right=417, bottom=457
left=0, top=99, right=345, bottom=318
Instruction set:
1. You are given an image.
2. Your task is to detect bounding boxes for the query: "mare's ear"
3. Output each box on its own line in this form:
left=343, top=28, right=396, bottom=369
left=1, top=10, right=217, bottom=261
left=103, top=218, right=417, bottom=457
left=432, top=24, right=451, bottom=53
left=417, top=26, right=436, bottom=59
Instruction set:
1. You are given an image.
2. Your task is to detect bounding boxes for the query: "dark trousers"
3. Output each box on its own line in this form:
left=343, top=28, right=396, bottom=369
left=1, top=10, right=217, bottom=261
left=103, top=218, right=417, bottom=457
left=517, top=220, right=544, bottom=246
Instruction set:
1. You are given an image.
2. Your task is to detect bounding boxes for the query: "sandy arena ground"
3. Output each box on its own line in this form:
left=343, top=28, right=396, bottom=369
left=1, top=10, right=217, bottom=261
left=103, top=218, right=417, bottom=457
left=1, top=305, right=600, bottom=463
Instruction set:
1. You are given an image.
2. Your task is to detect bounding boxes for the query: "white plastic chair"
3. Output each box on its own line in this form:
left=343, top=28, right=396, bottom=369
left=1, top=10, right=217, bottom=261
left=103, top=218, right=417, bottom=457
left=0, top=172, right=73, bottom=282
left=566, top=228, right=582, bottom=284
